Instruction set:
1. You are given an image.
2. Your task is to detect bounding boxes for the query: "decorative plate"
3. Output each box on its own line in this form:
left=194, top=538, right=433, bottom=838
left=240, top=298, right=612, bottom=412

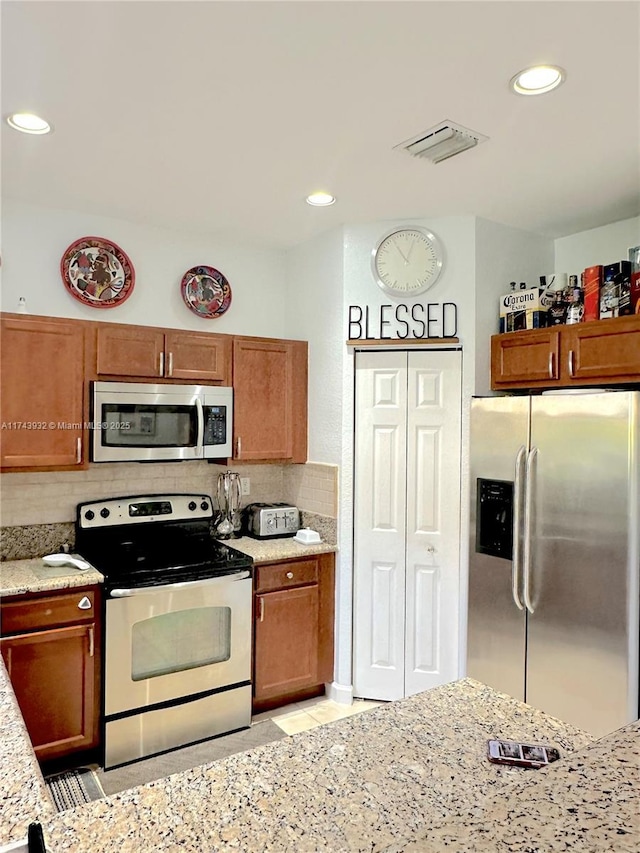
left=61, top=236, right=135, bottom=308
left=180, top=265, right=232, bottom=319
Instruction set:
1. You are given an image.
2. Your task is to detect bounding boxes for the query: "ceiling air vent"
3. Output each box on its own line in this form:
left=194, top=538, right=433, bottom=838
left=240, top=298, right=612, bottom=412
left=396, top=120, right=489, bottom=164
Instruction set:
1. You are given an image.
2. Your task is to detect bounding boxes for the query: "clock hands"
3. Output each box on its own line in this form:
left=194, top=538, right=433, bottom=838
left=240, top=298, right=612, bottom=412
left=394, top=243, right=410, bottom=265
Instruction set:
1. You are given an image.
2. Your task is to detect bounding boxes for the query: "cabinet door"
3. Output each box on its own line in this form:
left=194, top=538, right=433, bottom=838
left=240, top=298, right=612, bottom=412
left=254, top=585, right=319, bottom=700
left=562, top=315, right=640, bottom=384
left=165, top=331, right=231, bottom=383
left=96, top=325, right=165, bottom=378
left=0, top=316, right=85, bottom=469
left=491, top=329, right=561, bottom=389
left=1, top=624, right=98, bottom=761
left=233, top=338, right=307, bottom=461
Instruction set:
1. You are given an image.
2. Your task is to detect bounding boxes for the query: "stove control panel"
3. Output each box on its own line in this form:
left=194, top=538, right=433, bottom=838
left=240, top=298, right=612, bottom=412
left=77, top=494, right=213, bottom=528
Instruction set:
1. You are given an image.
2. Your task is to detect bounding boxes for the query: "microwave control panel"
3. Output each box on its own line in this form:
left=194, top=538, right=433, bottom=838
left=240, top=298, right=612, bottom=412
left=203, top=405, right=228, bottom=446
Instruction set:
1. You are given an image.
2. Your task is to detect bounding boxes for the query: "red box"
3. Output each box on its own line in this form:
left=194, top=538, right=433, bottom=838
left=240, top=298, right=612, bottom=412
left=583, top=265, right=602, bottom=322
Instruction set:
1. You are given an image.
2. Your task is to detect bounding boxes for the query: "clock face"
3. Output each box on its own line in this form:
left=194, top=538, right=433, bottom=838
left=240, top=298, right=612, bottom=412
left=372, top=227, right=444, bottom=297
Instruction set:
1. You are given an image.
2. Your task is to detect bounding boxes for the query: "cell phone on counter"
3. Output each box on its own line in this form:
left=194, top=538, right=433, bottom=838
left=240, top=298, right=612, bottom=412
left=487, top=739, right=561, bottom=769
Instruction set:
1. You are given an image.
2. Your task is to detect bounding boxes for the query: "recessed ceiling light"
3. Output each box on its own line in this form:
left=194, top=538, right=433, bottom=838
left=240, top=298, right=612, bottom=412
left=306, top=192, right=336, bottom=207
left=6, top=112, right=52, bottom=134
left=510, top=65, right=565, bottom=96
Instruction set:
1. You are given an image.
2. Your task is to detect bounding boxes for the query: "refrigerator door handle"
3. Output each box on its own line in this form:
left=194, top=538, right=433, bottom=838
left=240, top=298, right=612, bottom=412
left=522, top=446, right=538, bottom=614
left=511, top=445, right=526, bottom=611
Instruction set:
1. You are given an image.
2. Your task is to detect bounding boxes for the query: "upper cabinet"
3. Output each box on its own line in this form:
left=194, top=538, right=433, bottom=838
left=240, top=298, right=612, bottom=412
left=0, top=315, right=87, bottom=470
left=0, top=313, right=308, bottom=470
left=491, top=315, right=640, bottom=390
left=232, top=337, right=308, bottom=463
left=95, top=324, right=232, bottom=384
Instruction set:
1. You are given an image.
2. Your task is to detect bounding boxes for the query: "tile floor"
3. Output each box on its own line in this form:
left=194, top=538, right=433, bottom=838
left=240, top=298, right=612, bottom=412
left=253, top=696, right=383, bottom=735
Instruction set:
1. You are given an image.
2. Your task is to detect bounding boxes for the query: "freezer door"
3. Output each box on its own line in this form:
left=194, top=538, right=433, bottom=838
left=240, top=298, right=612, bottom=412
left=526, top=391, right=639, bottom=737
left=467, top=396, right=529, bottom=701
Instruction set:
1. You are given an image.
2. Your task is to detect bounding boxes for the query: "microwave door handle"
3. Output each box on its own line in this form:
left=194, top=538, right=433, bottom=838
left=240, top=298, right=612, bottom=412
left=195, top=397, right=205, bottom=452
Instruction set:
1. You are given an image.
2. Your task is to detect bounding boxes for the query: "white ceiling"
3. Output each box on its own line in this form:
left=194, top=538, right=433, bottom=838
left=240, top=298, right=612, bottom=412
left=2, top=1, right=639, bottom=250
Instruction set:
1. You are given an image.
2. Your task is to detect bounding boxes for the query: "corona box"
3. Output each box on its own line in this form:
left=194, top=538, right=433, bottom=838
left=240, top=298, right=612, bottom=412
left=499, top=288, right=546, bottom=333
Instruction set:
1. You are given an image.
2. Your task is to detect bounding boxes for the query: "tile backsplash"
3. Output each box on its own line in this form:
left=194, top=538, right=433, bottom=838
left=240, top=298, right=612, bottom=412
left=0, top=460, right=338, bottom=532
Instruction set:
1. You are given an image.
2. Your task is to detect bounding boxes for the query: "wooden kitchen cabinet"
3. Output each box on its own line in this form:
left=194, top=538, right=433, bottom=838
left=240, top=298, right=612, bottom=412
left=253, top=553, right=334, bottom=712
left=491, top=314, right=640, bottom=390
left=0, top=314, right=87, bottom=470
left=0, top=586, right=101, bottom=763
left=232, top=336, right=307, bottom=462
left=95, top=323, right=232, bottom=383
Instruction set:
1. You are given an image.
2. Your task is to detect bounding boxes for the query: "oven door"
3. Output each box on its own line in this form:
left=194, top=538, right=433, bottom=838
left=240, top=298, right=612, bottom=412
left=104, top=570, right=251, bottom=716
left=93, top=382, right=204, bottom=462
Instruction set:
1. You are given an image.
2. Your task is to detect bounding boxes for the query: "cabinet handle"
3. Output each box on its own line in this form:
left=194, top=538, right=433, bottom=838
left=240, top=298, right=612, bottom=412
left=88, top=626, right=94, bottom=658
left=77, top=596, right=92, bottom=610
left=259, top=598, right=264, bottom=622
left=548, top=352, right=555, bottom=379
left=568, top=350, right=575, bottom=377
left=168, top=352, right=173, bottom=377
left=75, top=437, right=82, bottom=464
left=236, top=436, right=242, bottom=458
left=159, top=352, right=165, bottom=376
left=286, top=571, right=294, bottom=579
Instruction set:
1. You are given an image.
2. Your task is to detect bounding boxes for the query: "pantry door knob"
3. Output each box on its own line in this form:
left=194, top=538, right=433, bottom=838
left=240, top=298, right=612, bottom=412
left=426, top=545, right=436, bottom=554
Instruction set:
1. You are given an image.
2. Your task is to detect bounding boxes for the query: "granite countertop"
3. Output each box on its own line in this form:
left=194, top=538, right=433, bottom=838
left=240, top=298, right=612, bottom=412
left=396, top=717, right=640, bottom=852
left=0, top=661, right=56, bottom=845
left=7, top=666, right=636, bottom=853
left=0, top=557, right=104, bottom=597
left=227, top=535, right=336, bottom=563
left=0, top=540, right=334, bottom=597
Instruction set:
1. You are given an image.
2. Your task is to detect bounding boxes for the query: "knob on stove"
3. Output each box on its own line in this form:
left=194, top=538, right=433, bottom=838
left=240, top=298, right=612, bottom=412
left=200, top=501, right=209, bottom=511
left=84, top=510, right=95, bottom=521
left=188, top=501, right=197, bottom=511
left=100, top=507, right=110, bottom=519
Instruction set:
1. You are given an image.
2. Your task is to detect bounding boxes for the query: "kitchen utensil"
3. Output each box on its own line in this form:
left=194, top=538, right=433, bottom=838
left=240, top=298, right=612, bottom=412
left=216, top=471, right=242, bottom=538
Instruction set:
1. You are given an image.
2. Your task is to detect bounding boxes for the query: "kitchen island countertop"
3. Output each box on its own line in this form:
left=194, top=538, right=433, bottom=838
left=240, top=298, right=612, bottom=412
left=5, top=659, right=637, bottom=853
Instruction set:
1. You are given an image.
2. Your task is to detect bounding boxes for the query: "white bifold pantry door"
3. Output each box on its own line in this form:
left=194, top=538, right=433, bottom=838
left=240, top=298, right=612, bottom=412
left=353, top=349, right=462, bottom=701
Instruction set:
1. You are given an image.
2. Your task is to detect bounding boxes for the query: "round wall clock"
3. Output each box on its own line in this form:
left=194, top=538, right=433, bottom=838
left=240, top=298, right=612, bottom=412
left=181, top=265, right=232, bottom=318
left=371, top=226, right=444, bottom=297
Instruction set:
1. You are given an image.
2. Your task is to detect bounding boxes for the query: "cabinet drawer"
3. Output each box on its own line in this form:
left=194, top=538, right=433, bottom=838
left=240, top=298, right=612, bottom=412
left=255, top=559, right=319, bottom=592
left=1, top=588, right=98, bottom=634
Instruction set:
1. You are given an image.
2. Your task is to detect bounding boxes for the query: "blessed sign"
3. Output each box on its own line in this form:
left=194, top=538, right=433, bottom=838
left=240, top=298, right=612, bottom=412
left=348, top=302, right=458, bottom=340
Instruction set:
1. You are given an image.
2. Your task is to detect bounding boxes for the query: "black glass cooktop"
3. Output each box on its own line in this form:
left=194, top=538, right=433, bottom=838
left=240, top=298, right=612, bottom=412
left=76, top=520, right=252, bottom=589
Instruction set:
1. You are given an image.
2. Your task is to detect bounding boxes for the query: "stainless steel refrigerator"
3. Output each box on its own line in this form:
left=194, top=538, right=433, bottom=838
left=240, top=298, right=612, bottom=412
left=467, top=391, right=639, bottom=738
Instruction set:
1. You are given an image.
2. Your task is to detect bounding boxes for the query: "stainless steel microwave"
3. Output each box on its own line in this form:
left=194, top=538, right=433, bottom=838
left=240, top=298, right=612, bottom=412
left=92, top=381, right=233, bottom=462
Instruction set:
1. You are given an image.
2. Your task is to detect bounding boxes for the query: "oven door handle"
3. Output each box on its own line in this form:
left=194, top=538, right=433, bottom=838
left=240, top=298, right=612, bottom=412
left=109, top=570, right=251, bottom=597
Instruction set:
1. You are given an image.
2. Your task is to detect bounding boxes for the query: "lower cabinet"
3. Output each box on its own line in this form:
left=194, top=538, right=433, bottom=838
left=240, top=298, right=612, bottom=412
left=0, top=586, right=101, bottom=763
left=253, top=553, right=335, bottom=713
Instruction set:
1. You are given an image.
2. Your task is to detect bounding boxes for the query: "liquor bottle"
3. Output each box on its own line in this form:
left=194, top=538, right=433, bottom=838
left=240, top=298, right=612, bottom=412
left=548, top=289, right=567, bottom=326
left=566, top=276, right=584, bottom=324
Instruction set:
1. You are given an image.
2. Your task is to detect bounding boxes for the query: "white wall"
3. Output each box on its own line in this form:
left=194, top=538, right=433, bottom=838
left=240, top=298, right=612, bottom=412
left=286, top=227, right=345, bottom=464
left=474, top=219, right=554, bottom=395
left=0, top=200, right=289, bottom=337
left=554, top=217, right=640, bottom=275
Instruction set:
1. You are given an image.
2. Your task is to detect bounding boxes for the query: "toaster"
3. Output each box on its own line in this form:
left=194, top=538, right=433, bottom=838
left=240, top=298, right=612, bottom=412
left=244, top=502, right=301, bottom=539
